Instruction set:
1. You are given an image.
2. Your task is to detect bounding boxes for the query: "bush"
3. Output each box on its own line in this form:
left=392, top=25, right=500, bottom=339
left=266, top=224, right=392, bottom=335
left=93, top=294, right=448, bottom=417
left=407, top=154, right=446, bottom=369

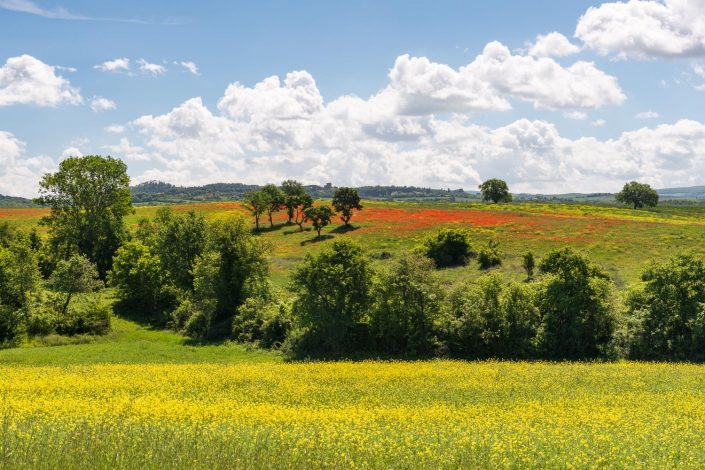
left=289, top=240, right=373, bottom=356
left=53, top=298, right=111, bottom=336
left=536, top=248, right=618, bottom=359
left=108, top=241, right=178, bottom=323
left=623, top=253, right=705, bottom=361
left=418, top=229, right=473, bottom=268
left=369, top=254, right=443, bottom=356
left=0, top=240, right=39, bottom=346
left=444, top=273, right=540, bottom=358
left=232, top=296, right=292, bottom=348
left=477, top=240, right=502, bottom=269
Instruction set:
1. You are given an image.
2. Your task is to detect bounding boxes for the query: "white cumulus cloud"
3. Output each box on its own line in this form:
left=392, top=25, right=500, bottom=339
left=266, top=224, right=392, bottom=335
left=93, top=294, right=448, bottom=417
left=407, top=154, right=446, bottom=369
left=0, top=130, right=55, bottom=197
left=528, top=32, right=581, bottom=57
left=0, top=54, right=82, bottom=107
left=576, top=0, right=705, bottom=59
left=138, top=59, right=166, bottom=75
left=178, top=61, right=200, bottom=75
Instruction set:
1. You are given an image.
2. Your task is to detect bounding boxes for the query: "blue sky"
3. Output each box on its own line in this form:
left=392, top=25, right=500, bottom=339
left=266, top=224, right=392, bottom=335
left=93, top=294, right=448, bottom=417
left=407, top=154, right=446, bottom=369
left=1, top=0, right=705, bottom=196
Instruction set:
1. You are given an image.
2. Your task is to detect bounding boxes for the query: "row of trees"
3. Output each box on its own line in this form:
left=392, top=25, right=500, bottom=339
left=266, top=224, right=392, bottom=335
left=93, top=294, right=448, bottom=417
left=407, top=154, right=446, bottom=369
left=243, top=182, right=363, bottom=235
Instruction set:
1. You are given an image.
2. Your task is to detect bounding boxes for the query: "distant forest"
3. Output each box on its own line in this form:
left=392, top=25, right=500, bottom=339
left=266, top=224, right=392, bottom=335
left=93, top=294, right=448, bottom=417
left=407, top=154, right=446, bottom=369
left=5, top=180, right=705, bottom=207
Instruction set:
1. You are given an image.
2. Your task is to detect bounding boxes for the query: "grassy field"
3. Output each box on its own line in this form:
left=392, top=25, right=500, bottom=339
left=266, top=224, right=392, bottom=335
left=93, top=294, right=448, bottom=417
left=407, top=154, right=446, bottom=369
left=3, top=200, right=705, bottom=468
left=5, top=199, right=705, bottom=288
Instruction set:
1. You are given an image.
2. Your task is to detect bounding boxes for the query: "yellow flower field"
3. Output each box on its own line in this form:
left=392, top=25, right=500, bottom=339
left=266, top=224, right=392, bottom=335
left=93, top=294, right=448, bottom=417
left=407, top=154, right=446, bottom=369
left=2, top=360, right=705, bottom=468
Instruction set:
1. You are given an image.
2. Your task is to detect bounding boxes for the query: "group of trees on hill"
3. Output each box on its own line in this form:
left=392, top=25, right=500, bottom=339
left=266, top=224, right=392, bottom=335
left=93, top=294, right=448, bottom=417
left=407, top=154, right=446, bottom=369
left=0, top=155, right=683, bottom=361
left=243, top=182, right=363, bottom=236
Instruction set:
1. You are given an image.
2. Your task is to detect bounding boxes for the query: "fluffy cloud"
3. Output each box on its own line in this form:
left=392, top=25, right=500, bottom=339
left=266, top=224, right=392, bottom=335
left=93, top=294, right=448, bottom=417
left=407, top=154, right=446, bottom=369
left=118, top=62, right=705, bottom=193
left=382, top=42, right=625, bottom=116
left=138, top=59, right=166, bottom=75
left=94, top=57, right=130, bottom=72
left=576, top=0, right=705, bottom=59
left=0, top=55, right=82, bottom=106
left=0, top=130, right=54, bottom=197
left=528, top=32, right=581, bottom=57
left=90, top=96, right=116, bottom=112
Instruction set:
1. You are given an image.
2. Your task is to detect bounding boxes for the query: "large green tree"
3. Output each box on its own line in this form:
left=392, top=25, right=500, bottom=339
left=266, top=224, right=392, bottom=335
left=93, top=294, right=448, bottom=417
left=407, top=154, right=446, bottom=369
left=261, top=184, right=285, bottom=228
left=615, top=181, right=659, bottom=209
left=332, top=187, right=363, bottom=227
left=479, top=178, right=512, bottom=203
left=281, top=180, right=308, bottom=224
left=304, top=205, right=334, bottom=238
left=35, top=156, right=133, bottom=278
left=49, top=254, right=102, bottom=315
left=243, top=190, right=270, bottom=231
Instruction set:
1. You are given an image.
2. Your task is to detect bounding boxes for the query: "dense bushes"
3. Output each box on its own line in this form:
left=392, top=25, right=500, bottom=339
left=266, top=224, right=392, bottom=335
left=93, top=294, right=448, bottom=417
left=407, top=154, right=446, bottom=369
left=418, top=228, right=473, bottom=267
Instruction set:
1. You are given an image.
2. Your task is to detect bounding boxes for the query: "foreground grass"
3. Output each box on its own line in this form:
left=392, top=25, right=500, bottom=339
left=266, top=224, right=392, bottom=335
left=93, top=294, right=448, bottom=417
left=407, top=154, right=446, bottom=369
left=2, top=360, right=705, bottom=468
left=0, top=317, right=277, bottom=365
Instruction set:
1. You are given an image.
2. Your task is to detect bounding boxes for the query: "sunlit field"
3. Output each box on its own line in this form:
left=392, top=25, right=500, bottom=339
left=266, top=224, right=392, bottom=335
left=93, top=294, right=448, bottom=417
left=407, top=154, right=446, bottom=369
left=5, top=200, right=705, bottom=288
left=2, top=360, right=705, bottom=468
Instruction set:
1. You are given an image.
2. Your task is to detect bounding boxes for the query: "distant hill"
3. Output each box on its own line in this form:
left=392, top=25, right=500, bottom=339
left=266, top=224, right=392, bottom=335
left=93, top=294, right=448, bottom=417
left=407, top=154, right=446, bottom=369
left=0, top=194, right=37, bottom=208
left=4, top=183, right=705, bottom=208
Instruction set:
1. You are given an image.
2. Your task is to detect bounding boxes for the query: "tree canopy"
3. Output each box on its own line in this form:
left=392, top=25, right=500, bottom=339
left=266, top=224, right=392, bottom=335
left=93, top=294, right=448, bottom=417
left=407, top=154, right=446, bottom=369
left=615, top=181, right=659, bottom=209
left=35, top=155, right=133, bottom=278
left=332, top=187, right=363, bottom=227
left=479, top=179, right=512, bottom=203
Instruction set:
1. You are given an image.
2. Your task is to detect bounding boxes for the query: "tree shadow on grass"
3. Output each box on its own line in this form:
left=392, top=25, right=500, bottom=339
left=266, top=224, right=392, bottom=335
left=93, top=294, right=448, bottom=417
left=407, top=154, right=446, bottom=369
left=284, top=227, right=310, bottom=235
left=330, top=224, right=360, bottom=234
left=255, top=224, right=286, bottom=234
left=300, top=234, right=334, bottom=246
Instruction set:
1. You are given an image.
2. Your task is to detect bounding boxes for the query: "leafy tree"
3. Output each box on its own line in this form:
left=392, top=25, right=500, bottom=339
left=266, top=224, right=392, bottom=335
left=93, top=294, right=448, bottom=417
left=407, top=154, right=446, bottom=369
left=108, top=241, right=177, bottom=322
left=479, top=178, right=512, bottom=203
left=418, top=228, right=473, bottom=267
left=615, top=181, right=659, bottom=209
left=477, top=239, right=502, bottom=269
left=522, top=252, right=536, bottom=280
left=304, top=205, right=334, bottom=238
left=35, top=156, right=133, bottom=277
left=624, top=253, right=705, bottom=361
left=293, top=193, right=314, bottom=231
left=537, top=248, right=617, bottom=359
left=261, top=184, right=285, bottom=228
left=370, top=254, right=443, bottom=355
left=243, top=190, right=270, bottom=231
left=201, top=217, right=271, bottom=336
left=0, top=240, right=40, bottom=346
left=49, top=254, right=102, bottom=315
left=332, top=187, right=363, bottom=227
left=281, top=180, right=308, bottom=224
left=289, top=240, right=373, bottom=355
left=152, top=208, right=207, bottom=291
left=444, top=273, right=540, bottom=359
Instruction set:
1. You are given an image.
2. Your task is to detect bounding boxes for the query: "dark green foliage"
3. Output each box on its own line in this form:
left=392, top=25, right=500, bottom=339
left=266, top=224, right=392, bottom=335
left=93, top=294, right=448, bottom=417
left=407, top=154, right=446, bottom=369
left=537, top=248, right=617, bottom=359
left=418, top=228, right=473, bottom=267
left=624, top=253, right=705, bottom=361
left=304, top=205, right=334, bottom=237
left=232, top=296, right=292, bottom=348
left=522, top=252, right=536, bottom=280
left=369, top=254, right=442, bottom=356
left=151, top=209, right=207, bottom=292
left=35, top=156, right=133, bottom=278
left=444, top=274, right=540, bottom=359
left=188, top=217, right=271, bottom=338
left=108, top=241, right=178, bottom=323
left=479, top=179, right=512, bottom=203
left=48, top=254, right=102, bottom=315
left=616, top=181, right=659, bottom=209
left=289, top=240, right=373, bottom=356
left=0, top=237, right=39, bottom=346
left=332, top=187, right=363, bottom=227
left=477, top=240, right=502, bottom=269
left=52, top=297, right=111, bottom=336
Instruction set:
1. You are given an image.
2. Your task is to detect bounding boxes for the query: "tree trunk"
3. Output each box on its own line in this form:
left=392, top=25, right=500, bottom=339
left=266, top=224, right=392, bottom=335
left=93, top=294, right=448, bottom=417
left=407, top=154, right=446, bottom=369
left=269, top=211, right=274, bottom=227
left=62, top=292, right=72, bottom=315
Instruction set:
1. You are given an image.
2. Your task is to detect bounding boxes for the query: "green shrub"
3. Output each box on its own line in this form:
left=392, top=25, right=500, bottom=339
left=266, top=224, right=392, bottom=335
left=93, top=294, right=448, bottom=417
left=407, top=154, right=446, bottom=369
left=418, top=229, right=473, bottom=268
left=369, top=254, right=443, bottom=356
left=53, top=298, right=111, bottom=336
left=233, top=297, right=292, bottom=348
left=477, top=240, right=502, bottom=270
